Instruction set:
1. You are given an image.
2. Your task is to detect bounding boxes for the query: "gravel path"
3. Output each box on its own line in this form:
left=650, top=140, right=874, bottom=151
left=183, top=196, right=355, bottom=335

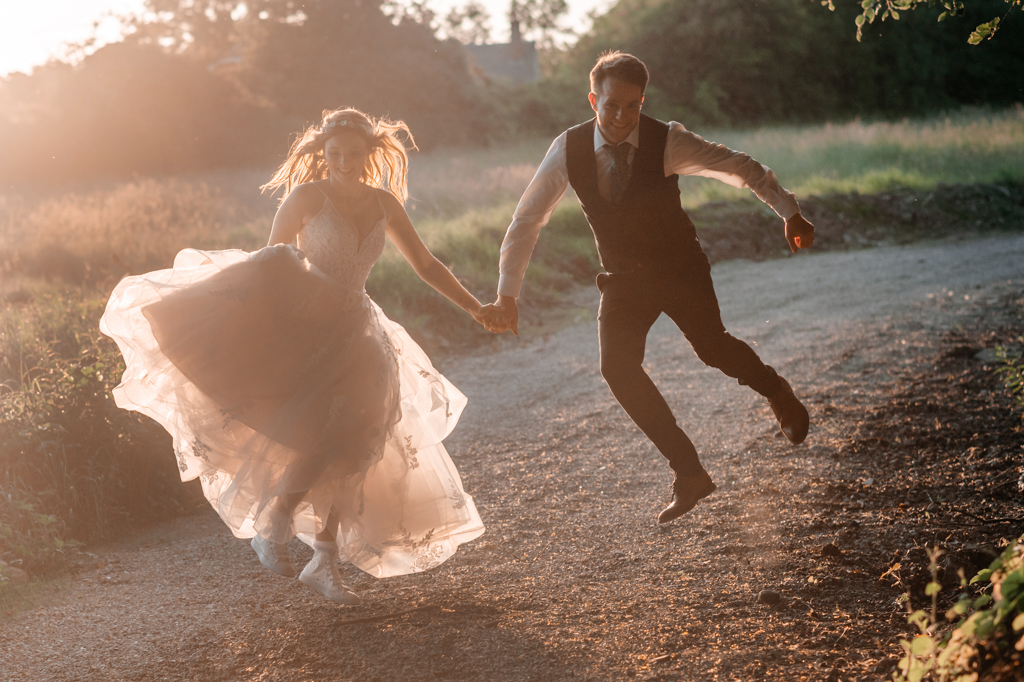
left=2, top=233, right=1023, bottom=682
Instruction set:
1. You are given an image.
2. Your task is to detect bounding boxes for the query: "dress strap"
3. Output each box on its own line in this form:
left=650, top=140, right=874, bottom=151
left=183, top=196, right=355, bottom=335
left=310, top=181, right=334, bottom=214
left=374, top=188, right=388, bottom=224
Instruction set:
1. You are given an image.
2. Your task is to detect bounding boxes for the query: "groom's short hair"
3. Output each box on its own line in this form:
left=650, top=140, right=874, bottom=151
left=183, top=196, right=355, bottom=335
left=590, top=51, right=649, bottom=93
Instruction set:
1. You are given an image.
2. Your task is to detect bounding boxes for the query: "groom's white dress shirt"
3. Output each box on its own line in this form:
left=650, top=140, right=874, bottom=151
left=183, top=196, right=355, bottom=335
left=497, top=121, right=801, bottom=298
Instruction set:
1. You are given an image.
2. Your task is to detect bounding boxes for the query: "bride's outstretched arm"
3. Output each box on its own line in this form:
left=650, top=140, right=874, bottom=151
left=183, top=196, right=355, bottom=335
left=381, top=191, right=497, bottom=328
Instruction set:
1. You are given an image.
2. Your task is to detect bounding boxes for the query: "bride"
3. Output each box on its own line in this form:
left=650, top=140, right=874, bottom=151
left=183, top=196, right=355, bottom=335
left=101, top=108, right=491, bottom=605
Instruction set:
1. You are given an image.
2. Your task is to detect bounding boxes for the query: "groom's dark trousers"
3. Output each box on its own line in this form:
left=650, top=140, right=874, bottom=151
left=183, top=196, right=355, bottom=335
left=567, top=115, right=782, bottom=478
left=596, top=259, right=779, bottom=478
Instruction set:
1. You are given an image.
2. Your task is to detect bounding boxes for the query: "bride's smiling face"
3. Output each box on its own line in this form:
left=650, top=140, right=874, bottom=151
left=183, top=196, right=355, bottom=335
left=324, top=131, right=370, bottom=187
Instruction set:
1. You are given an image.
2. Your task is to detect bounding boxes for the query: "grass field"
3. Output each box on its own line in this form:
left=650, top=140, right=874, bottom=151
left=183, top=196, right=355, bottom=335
left=407, top=104, right=1024, bottom=219
left=682, top=105, right=1024, bottom=203
left=2, top=106, right=1023, bottom=575
left=3, top=105, right=1022, bottom=297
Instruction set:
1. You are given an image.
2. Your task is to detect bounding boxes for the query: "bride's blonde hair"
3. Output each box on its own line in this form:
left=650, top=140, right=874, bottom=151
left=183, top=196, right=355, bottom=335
left=262, top=108, right=416, bottom=203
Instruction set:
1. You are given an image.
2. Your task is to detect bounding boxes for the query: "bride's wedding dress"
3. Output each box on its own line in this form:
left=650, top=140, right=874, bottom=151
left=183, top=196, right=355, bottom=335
left=100, top=189, right=484, bottom=577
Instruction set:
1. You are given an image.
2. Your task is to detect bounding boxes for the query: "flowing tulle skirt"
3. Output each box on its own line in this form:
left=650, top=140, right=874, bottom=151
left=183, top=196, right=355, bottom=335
left=100, top=245, right=484, bottom=577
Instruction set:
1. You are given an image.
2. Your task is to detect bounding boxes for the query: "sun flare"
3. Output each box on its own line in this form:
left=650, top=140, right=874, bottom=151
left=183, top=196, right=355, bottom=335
left=0, top=0, right=144, bottom=77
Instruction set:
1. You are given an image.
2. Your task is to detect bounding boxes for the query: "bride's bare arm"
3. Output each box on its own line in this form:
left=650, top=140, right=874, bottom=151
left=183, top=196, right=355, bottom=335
left=267, top=186, right=318, bottom=246
left=381, top=192, right=490, bottom=322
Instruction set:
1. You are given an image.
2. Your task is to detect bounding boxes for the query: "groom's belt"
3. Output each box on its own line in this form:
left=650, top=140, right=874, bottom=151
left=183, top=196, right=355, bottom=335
left=601, top=252, right=709, bottom=277
left=598, top=244, right=708, bottom=274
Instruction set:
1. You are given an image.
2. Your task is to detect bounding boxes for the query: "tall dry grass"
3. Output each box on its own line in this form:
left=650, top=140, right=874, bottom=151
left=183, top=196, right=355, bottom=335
left=0, top=171, right=275, bottom=288
left=4, top=106, right=1021, bottom=294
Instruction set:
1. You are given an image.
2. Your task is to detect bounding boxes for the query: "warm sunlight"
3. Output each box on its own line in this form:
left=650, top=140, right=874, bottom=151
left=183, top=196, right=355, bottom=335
left=0, top=0, right=144, bottom=76
left=0, top=0, right=609, bottom=77
left=1, top=1, right=1022, bottom=679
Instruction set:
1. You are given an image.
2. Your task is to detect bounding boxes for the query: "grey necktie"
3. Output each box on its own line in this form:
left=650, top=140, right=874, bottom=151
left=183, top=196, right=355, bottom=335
left=605, top=142, right=631, bottom=203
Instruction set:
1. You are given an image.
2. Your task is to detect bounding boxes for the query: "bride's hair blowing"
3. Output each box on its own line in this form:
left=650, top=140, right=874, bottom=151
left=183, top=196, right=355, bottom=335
left=262, top=108, right=416, bottom=203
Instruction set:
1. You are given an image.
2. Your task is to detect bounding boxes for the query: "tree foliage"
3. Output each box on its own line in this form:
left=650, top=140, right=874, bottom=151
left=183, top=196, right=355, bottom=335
left=0, top=0, right=508, bottom=184
left=558, top=0, right=1024, bottom=128
left=231, top=0, right=496, bottom=147
left=2, top=0, right=1022, bottom=184
left=443, top=2, right=492, bottom=44
left=509, top=0, right=572, bottom=47
left=0, top=42, right=273, bottom=181
left=828, top=0, right=1023, bottom=44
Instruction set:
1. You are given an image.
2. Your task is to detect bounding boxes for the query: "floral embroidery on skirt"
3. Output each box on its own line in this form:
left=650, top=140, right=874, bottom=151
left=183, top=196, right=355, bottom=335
left=100, top=245, right=484, bottom=577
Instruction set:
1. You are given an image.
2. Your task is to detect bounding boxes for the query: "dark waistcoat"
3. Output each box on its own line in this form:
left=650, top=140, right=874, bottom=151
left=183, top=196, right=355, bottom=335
left=565, top=114, right=703, bottom=273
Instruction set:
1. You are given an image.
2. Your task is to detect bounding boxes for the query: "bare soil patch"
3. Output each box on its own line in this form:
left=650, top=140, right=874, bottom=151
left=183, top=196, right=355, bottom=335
left=694, top=181, right=1024, bottom=266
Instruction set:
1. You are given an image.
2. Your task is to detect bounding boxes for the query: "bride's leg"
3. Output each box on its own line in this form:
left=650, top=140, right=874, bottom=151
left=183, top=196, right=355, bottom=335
left=300, top=505, right=359, bottom=604
left=251, top=496, right=299, bottom=576
left=252, top=488, right=316, bottom=576
left=271, top=478, right=338, bottom=536
left=266, top=331, right=391, bottom=596
left=315, top=509, right=339, bottom=542
left=276, top=490, right=308, bottom=519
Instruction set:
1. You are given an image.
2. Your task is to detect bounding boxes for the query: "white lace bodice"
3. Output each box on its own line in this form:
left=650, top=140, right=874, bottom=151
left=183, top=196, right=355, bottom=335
left=297, top=190, right=387, bottom=292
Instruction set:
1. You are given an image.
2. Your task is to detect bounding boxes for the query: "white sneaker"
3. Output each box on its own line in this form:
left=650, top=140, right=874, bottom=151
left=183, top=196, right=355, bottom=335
left=299, top=547, right=361, bottom=605
left=250, top=535, right=295, bottom=577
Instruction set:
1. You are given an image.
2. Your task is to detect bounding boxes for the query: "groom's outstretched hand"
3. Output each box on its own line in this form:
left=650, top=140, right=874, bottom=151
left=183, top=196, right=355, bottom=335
left=785, top=213, right=815, bottom=253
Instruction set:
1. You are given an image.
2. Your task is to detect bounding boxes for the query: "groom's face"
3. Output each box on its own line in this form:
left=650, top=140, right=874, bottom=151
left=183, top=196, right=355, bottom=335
left=589, top=77, right=644, bottom=145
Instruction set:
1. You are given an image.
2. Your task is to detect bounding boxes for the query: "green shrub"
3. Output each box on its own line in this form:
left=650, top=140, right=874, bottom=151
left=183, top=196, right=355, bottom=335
left=895, top=537, right=1024, bottom=682
left=995, top=341, right=1024, bottom=419
left=0, top=494, right=78, bottom=576
left=1, top=288, right=201, bottom=573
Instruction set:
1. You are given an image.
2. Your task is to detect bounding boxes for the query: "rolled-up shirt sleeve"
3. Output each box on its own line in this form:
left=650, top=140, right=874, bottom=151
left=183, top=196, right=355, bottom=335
left=497, top=132, right=570, bottom=298
left=665, top=121, right=800, bottom=220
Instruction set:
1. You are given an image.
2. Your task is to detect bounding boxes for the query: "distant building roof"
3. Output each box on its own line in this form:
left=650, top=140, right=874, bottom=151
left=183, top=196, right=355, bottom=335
left=463, top=20, right=540, bottom=86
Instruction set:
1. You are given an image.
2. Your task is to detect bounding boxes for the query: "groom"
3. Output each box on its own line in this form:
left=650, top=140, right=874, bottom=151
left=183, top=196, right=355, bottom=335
left=483, top=51, right=815, bottom=523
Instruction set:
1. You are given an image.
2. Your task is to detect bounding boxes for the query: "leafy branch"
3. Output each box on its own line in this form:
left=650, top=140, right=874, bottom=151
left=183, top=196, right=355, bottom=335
left=994, top=340, right=1024, bottom=418
left=818, top=0, right=1022, bottom=43
left=893, top=536, right=1024, bottom=681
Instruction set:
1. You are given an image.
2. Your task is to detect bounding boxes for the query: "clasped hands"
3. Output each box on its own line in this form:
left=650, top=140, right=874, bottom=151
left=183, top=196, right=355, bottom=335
left=472, top=295, right=519, bottom=336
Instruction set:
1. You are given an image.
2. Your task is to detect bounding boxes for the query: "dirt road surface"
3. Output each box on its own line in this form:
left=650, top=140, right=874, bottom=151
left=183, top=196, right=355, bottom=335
left=2, top=233, right=1024, bottom=682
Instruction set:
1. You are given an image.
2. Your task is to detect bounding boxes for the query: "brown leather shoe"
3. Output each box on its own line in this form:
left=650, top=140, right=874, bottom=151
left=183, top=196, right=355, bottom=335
left=767, top=376, right=809, bottom=445
left=657, top=474, right=717, bottom=524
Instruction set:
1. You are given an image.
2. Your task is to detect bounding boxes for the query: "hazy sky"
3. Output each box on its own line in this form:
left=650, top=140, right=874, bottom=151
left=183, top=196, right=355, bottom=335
left=0, top=0, right=146, bottom=77
left=0, top=0, right=611, bottom=77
